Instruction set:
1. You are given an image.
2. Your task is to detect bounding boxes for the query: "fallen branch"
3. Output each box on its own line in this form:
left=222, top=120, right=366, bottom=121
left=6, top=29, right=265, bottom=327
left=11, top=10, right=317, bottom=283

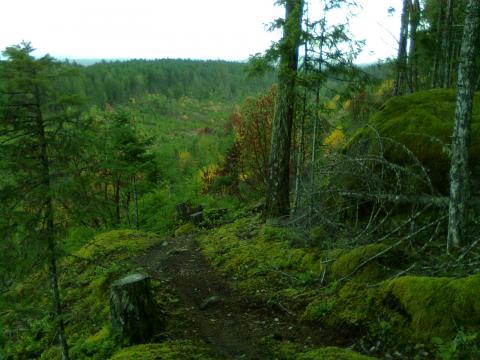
left=338, top=215, right=447, bottom=283
left=335, top=191, right=449, bottom=207
left=457, top=238, right=480, bottom=262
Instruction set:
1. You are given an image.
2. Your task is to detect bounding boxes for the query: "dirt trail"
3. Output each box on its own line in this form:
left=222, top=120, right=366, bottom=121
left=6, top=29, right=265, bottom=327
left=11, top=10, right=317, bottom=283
left=136, top=235, right=325, bottom=359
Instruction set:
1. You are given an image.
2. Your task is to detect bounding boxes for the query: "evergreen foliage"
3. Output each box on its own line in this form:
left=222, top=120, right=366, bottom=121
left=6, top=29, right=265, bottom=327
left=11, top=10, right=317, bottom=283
left=64, top=59, right=275, bottom=106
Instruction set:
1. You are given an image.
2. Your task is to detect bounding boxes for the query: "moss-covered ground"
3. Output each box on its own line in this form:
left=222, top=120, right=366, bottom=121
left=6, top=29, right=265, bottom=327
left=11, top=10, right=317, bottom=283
left=1, top=228, right=380, bottom=359
left=3, top=217, right=479, bottom=359
left=197, top=217, right=480, bottom=359
left=1, top=230, right=208, bottom=359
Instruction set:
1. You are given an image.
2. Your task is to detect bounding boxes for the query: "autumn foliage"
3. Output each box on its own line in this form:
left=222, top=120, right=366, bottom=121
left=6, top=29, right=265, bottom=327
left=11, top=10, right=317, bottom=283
left=202, top=87, right=276, bottom=195
left=234, top=86, right=276, bottom=192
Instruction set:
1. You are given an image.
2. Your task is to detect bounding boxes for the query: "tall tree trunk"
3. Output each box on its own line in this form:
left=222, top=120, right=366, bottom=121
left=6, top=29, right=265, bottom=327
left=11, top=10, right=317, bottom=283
left=432, top=0, right=447, bottom=88
left=133, top=177, right=139, bottom=230
left=448, top=0, right=480, bottom=250
left=408, top=0, right=420, bottom=92
left=293, top=99, right=306, bottom=214
left=265, top=0, right=304, bottom=219
left=307, top=8, right=327, bottom=226
left=394, top=0, right=410, bottom=96
left=309, top=96, right=318, bottom=227
left=442, top=0, right=455, bottom=88
left=125, top=191, right=131, bottom=226
left=34, top=87, right=70, bottom=360
left=293, top=5, right=309, bottom=215
left=114, top=176, right=121, bottom=226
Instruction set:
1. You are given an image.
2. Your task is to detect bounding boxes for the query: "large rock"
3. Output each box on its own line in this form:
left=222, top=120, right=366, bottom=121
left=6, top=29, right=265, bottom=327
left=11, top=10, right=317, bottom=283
left=110, top=273, right=164, bottom=344
left=346, top=89, right=480, bottom=194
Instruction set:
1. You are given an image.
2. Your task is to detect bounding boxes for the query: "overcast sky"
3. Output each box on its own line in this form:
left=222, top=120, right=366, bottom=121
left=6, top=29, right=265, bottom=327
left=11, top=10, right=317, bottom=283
left=0, top=0, right=401, bottom=63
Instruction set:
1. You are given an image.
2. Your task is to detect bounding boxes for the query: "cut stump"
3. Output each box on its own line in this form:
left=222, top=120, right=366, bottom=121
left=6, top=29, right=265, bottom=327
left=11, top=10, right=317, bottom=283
left=110, top=273, right=164, bottom=343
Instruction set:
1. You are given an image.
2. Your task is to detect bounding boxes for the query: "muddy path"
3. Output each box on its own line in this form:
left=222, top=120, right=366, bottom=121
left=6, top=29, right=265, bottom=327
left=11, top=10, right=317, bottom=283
left=136, top=235, right=326, bottom=359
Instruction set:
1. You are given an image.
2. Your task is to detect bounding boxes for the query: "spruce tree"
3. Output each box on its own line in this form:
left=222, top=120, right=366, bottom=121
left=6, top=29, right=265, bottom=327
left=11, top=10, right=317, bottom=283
left=0, top=43, right=84, bottom=360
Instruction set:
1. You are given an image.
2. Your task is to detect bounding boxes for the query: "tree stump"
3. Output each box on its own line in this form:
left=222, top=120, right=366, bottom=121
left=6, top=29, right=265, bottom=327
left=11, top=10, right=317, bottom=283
left=109, top=273, right=164, bottom=344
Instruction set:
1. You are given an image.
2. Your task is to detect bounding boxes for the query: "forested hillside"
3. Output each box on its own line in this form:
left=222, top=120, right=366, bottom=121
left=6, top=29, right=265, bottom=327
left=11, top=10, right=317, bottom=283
left=1, top=0, right=480, bottom=359
left=65, top=59, right=276, bottom=106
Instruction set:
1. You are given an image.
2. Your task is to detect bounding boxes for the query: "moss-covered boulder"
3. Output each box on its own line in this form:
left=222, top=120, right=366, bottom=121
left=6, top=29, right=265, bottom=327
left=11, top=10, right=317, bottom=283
left=303, top=273, right=480, bottom=352
left=379, top=274, right=480, bottom=340
left=346, top=89, right=480, bottom=193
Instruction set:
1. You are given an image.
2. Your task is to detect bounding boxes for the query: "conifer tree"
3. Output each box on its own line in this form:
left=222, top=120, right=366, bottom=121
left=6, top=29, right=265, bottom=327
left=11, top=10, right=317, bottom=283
left=0, top=43, right=84, bottom=360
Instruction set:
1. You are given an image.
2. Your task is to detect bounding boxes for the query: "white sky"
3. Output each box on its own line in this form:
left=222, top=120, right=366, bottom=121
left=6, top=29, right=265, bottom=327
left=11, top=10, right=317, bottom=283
left=0, top=0, right=402, bottom=63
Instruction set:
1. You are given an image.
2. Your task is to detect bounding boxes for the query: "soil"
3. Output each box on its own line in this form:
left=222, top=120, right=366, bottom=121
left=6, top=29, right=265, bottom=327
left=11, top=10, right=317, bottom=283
left=136, top=234, right=327, bottom=360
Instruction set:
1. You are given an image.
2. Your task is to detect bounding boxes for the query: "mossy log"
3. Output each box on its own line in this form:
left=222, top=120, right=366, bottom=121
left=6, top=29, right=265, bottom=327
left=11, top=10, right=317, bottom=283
left=110, top=273, right=164, bottom=344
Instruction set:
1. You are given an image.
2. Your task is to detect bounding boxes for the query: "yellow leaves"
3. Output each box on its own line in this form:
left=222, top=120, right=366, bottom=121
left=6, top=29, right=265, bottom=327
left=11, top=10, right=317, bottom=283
left=199, top=163, right=220, bottom=184
left=324, top=127, right=346, bottom=153
left=239, top=172, right=249, bottom=181
left=324, top=94, right=341, bottom=111
left=376, top=79, right=394, bottom=99
left=178, top=150, right=192, bottom=168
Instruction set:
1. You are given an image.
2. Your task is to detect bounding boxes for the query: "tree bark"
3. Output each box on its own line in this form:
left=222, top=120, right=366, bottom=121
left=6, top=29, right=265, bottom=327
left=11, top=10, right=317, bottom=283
left=448, top=0, right=480, bottom=249
left=265, top=0, right=304, bottom=218
left=394, top=0, right=410, bottom=96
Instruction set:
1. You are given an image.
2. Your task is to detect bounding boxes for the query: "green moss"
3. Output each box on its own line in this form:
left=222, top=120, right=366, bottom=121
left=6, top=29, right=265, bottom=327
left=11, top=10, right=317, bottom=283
left=199, top=218, right=326, bottom=299
left=379, top=273, right=480, bottom=340
left=4, top=230, right=162, bottom=359
left=109, top=341, right=216, bottom=360
left=76, top=230, right=161, bottom=259
left=303, top=283, right=375, bottom=333
left=303, top=272, right=480, bottom=352
left=330, top=243, right=401, bottom=283
left=84, top=326, right=109, bottom=344
left=302, top=298, right=336, bottom=321
left=347, top=89, right=480, bottom=193
left=174, top=222, right=198, bottom=237
left=272, top=341, right=377, bottom=359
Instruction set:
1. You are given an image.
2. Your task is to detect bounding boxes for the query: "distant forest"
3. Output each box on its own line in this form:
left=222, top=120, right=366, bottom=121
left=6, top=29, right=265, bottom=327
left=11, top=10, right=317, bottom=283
left=63, top=59, right=276, bottom=105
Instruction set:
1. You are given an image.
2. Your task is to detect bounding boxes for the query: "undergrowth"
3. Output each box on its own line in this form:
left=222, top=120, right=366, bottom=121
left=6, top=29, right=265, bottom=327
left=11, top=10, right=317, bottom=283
left=198, top=216, right=480, bottom=359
